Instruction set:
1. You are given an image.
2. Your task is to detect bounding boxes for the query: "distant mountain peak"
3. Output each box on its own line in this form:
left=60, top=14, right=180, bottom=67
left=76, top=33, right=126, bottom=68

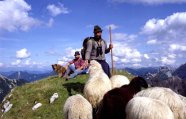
left=173, top=63, right=186, bottom=80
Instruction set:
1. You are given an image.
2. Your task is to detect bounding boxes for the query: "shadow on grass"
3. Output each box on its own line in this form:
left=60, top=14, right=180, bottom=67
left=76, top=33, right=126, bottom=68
left=63, top=82, right=85, bottom=96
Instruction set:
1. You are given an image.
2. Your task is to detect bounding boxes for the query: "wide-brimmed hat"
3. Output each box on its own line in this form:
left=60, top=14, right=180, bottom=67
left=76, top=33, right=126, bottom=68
left=74, top=51, right=80, bottom=56
left=93, top=25, right=103, bottom=33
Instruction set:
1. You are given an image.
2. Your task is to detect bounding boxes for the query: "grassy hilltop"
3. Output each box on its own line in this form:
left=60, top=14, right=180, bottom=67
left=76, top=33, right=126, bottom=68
left=1, top=70, right=133, bottom=119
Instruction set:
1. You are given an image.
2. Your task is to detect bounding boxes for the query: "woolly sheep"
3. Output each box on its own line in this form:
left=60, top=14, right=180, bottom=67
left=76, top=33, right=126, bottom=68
left=126, top=97, right=174, bottom=119
left=84, top=60, right=112, bottom=108
left=135, top=87, right=186, bottom=119
left=178, top=94, right=186, bottom=109
left=96, top=76, right=148, bottom=119
left=110, top=75, right=129, bottom=89
left=63, top=94, right=92, bottom=119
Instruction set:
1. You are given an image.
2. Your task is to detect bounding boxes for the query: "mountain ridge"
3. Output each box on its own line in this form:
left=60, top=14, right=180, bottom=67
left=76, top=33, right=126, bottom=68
left=0, top=74, right=27, bottom=103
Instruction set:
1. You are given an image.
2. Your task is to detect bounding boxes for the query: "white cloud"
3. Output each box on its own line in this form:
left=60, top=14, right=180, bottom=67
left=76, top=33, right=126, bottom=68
left=57, top=57, right=71, bottom=65
left=0, top=62, right=3, bottom=67
left=169, top=44, right=186, bottom=52
left=105, top=24, right=118, bottom=30
left=141, top=12, right=186, bottom=44
left=144, top=54, right=150, bottom=59
left=11, top=59, right=21, bottom=65
left=16, top=48, right=31, bottom=59
left=160, top=56, right=176, bottom=65
left=47, top=18, right=54, bottom=27
left=64, top=47, right=81, bottom=57
left=10, top=58, right=47, bottom=69
left=113, top=43, right=142, bottom=64
left=111, top=0, right=186, bottom=5
left=57, top=60, right=65, bottom=65
left=47, top=3, right=69, bottom=17
left=24, top=59, right=31, bottom=65
left=142, top=18, right=165, bottom=35
left=131, top=58, right=141, bottom=63
left=112, top=33, right=137, bottom=41
left=0, top=0, right=40, bottom=32
left=147, top=39, right=157, bottom=45
left=140, top=12, right=186, bottom=67
left=113, top=56, right=119, bottom=62
left=168, top=54, right=176, bottom=59
left=56, top=47, right=81, bottom=65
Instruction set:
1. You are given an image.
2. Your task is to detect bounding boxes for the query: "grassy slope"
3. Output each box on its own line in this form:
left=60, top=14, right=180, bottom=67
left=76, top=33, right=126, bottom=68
left=1, top=70, right=133, bottom=119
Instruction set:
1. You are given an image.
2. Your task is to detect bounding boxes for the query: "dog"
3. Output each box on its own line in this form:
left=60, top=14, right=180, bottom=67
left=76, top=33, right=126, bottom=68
left=51, top=64, right=66, bottom=77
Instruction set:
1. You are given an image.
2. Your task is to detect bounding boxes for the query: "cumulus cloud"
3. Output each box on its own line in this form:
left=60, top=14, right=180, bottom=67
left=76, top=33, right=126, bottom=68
left=57, top=60, right=65, bottom=65
left=0, top=0, right=40, bottom=32
left=113, top=43, right=142, bottom=66
left=47, top=3, right=69, bottom=17
left=144, top=54, right=150, bottom=59
left=169, top=44, right=186, bottom=52
left=141, top=12, right=186, bottom=44
left=56, top=47, right=81, bottom=65
left=11, top=59, right=21, bottom=66
left=168, top=54, right=176, bottom=59
left=105, top=24, right=118, bottom=30
left=111, top=0, right=186, bottom=5
left=57, top=56, right=71, bottom=65
left=160, top=56, right=176, bottom=65
left=138, top=12, right=186, bottom=67
left=24, top=59, right=31, bottom=65
left=16, top=48, right=31, bottom=59
left=146, top=39, right=157, bottom=45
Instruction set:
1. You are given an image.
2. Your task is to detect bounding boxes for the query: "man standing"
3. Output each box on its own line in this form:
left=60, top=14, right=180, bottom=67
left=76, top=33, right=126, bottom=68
left=64, top=51, right=88, bottom=80
left=85, top=25, right=113, bottom=78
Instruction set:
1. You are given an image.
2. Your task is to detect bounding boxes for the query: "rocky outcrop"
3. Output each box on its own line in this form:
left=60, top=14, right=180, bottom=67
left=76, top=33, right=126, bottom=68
left=0, top=74, right=26, bottom=103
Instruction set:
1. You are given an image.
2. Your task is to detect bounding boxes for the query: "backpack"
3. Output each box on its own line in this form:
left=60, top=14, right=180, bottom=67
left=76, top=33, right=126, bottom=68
left=81, top=37, right=94, bottom=60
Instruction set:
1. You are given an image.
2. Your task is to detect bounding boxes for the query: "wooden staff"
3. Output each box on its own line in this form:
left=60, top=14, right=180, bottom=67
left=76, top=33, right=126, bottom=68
left=109, top=26, right=114, bottom=75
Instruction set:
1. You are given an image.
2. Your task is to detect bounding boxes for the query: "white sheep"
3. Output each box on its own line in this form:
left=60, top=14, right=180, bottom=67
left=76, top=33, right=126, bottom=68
left=135, top=87, right=186, bottom=119
left=84, top=60, right=112, bottom=108
left=179, top=94, right=186, bottom=108
left=63, top=94, right=92, bottom=119
left=110, top=75, right=129, bottom=89
left=126, top=97, right=174, bottom=119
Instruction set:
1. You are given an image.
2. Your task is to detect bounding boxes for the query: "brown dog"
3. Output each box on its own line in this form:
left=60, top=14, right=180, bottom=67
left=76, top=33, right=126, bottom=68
left=51, top=64, right=66, bottom=77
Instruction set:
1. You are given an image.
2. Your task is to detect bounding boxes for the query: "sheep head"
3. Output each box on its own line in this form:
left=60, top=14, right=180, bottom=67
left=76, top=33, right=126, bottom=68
left=89, top=60, right=102, bottom=75
left=130, top=76, right=148, bottom=91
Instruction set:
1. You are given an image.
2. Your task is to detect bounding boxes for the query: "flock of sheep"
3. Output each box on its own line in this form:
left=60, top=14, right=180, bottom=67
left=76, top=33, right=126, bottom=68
left=63, top=60, right=186, bottom=119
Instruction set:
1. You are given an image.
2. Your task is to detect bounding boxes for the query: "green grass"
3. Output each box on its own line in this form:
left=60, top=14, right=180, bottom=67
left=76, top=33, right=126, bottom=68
left=1, top=70, right=133, bottom=119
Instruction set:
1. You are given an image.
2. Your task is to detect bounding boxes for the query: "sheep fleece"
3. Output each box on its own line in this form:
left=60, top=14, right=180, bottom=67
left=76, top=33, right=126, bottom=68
left=63, top=94, right=92, bottom=119
left=126, top=97, right=174, bottom=119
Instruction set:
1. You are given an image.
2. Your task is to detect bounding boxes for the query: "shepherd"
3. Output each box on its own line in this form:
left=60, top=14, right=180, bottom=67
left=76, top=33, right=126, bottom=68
left=84, top=25, right=113, bottom=78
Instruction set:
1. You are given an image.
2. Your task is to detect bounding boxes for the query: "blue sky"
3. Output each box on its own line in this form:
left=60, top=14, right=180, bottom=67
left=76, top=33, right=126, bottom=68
left=0, top=0, right=186, bottom=71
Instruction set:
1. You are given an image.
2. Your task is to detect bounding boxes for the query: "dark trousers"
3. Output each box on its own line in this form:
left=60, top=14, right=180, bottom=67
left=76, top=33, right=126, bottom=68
left=96, top=60, right=111, bottom=78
